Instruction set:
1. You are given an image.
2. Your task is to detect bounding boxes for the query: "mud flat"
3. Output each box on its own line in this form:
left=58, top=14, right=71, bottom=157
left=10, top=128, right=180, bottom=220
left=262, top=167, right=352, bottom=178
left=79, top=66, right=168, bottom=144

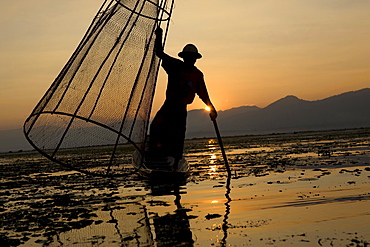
left=1, top=128, right=370, bottom=246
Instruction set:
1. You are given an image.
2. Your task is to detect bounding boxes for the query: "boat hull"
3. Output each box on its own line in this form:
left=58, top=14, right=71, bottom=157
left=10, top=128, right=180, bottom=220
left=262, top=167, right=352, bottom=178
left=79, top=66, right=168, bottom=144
left=132, top=150, right=190, bottom=182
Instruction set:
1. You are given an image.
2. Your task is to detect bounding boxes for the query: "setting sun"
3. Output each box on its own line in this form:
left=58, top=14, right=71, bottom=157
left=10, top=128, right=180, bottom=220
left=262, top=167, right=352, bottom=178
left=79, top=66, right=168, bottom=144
left=205, top=106, right=211, bottom=112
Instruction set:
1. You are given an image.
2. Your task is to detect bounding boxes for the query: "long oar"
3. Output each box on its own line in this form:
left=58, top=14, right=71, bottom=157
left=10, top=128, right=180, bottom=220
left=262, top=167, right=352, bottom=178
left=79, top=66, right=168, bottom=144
left=212, top=119, right=232, bottom=177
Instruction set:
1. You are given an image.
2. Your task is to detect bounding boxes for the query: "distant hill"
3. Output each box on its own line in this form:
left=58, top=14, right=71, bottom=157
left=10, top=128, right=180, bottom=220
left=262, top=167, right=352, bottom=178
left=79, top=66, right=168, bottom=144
left=1, top=88, right=370, bottom=152
left=0, top=128, right=33, bottom=153
left=186, top=88, right=370, bottom=138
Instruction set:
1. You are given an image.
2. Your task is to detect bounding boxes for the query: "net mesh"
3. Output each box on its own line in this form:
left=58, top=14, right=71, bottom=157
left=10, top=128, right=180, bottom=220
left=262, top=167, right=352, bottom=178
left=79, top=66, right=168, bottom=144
left=24, top=0, right=174, bottom=177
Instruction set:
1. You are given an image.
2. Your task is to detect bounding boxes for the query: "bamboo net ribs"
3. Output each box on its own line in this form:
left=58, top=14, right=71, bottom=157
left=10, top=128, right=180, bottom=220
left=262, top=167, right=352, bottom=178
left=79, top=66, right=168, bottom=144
left=24, top=0, right=174, bottom=177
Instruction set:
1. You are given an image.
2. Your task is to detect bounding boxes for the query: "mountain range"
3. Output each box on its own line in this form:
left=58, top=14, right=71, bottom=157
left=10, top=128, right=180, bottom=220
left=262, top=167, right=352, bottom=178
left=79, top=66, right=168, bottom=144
left=1, top=88, right=370, bottom=152
left=186, top=88, right=370, bottom=138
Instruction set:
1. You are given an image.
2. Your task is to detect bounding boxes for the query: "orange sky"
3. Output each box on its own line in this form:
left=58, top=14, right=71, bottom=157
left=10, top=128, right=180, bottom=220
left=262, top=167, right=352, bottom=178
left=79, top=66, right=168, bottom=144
left=1, top=0, right=370, bottom=130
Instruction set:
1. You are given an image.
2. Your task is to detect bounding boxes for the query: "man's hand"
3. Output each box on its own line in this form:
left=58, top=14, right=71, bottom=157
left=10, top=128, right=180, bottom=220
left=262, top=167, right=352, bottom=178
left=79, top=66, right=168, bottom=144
left=155, top=27, right=163, bottom=37
left=209, top=107, right=217, bottom=121
left=154, top=27, right=164, bottom=58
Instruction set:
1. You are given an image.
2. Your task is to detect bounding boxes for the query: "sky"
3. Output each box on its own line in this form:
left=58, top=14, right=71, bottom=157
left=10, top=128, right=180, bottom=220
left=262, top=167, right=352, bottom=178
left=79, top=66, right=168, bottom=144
left=1, top=0, right=370, bottom=131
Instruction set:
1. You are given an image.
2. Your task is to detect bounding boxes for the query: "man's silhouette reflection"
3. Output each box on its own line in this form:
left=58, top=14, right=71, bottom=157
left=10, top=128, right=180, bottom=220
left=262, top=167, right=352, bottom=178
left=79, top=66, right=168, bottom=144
left=148, top=27, right=217, bottom=165
left=151, top=184, right=194, bottom=246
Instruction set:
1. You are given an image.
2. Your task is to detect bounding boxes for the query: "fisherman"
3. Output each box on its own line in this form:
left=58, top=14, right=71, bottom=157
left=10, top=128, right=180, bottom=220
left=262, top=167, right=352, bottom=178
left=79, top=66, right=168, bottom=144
left=148, top=27, right=217, bottom=164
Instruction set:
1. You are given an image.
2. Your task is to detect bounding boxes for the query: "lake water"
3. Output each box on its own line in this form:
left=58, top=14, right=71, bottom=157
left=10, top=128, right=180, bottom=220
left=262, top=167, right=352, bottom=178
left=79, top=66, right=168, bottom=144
left=1, top=128, right=370, bottom=246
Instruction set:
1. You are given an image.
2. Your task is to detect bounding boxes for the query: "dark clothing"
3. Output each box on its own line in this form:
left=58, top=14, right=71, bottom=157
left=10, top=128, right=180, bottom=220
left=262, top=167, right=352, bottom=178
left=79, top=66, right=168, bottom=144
left=149, top=101, right=187, bottom=159
left=161, top=55, right=211, bottom=105
left=149, top=54, right=210, bottom=159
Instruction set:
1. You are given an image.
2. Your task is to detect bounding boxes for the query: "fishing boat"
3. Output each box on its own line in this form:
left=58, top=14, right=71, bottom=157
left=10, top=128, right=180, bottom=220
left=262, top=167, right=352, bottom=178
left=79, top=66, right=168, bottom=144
left=132, top=149, right=190, bottom=181
left=22, top=0, right=228, bottom=179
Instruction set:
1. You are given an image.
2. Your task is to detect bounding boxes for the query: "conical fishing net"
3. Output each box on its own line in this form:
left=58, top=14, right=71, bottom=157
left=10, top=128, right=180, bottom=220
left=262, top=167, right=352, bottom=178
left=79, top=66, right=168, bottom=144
left=24, top=0, right=174, bottom=177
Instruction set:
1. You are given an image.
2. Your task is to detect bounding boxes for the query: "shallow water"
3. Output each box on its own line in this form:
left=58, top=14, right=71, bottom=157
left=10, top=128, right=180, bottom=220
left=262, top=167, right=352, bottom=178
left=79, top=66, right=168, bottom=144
left=1, top=128, right=370, bottom=246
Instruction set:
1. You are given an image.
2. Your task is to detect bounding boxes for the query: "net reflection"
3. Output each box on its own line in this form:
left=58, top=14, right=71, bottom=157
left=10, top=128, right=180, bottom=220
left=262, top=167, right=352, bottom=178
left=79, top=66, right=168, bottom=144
left=102, top=182, right=193, bottom=246
left=107, top=202, right=153, bottom=246
left=91, top=199, right=154, bottom=246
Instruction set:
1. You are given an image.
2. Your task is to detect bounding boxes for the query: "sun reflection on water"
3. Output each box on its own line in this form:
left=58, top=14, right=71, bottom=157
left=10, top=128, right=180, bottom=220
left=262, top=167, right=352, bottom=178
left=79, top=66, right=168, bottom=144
left=208, top=165, right=218, bottom=176
left=207, top=139, right=217, bottom=149
left=206, top=139, right=221, bottom=176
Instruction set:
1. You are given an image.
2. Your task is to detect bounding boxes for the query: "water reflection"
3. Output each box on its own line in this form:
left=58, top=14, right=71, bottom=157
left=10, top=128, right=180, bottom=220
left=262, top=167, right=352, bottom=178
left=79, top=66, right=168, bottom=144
left=207, top=139, right=217, bottom=148
left=221, top=175, right=232, bottom=246
left=108, top=202, right=153, bottom=246
left=207, top=139, right=221, bottom=177
left=210, top=154, right=217, bottom=162
left=3, top=130, right=370, bottom=246
left=206, top=138, right=233, bottom=246
left=149, top=183, right=194, bottom=247
left=31, top=181, right=193, bottom=246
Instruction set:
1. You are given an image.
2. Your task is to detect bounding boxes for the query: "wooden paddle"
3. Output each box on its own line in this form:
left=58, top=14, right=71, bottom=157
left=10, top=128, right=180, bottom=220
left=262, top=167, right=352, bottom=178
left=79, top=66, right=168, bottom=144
left=212, top=119, right=232, bottom=177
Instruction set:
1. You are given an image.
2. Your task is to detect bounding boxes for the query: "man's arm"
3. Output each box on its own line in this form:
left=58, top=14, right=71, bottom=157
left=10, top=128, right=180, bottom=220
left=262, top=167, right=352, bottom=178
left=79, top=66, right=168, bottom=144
left=197, top=79, right=218, bottom=120
left=154, top=27, right=166, bottom=59
left=209, top=104, right=218, bottom=121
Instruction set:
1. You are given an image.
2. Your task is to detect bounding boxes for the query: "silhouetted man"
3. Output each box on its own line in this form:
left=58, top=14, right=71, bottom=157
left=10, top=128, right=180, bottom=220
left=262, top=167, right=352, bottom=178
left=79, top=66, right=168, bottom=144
left=148, top=27, right=217, bottom=163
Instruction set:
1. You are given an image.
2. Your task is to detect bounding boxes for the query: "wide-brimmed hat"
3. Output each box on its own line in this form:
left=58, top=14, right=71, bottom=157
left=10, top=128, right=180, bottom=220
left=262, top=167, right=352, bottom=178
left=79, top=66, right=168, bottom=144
left=178, top=44, right=202, bottom=59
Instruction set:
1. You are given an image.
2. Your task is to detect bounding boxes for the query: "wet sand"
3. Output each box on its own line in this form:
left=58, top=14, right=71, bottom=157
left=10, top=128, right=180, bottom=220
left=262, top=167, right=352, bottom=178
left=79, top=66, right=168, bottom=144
left=1, top=128, right=370, bottom=246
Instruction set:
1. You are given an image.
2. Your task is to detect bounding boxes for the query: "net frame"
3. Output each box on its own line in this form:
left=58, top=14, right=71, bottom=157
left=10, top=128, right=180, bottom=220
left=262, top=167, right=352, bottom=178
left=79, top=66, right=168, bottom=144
left=23, top=0, right=175, bottom=177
